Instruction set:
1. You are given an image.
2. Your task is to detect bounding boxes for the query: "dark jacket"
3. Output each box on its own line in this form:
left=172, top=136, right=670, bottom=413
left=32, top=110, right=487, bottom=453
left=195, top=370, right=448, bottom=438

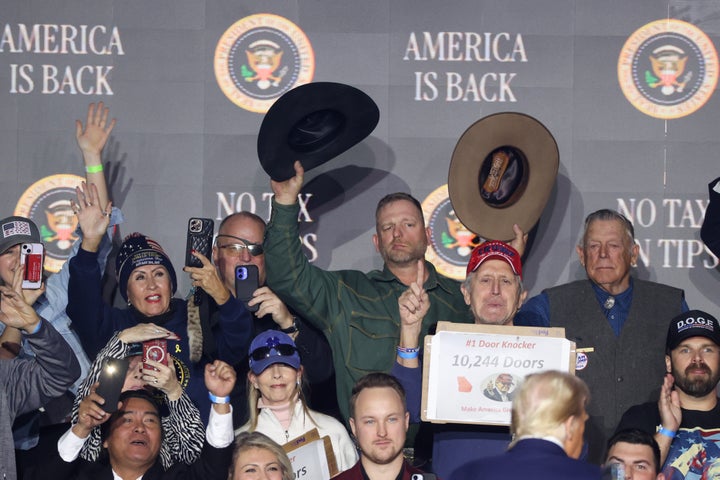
left=450, top=438, right=602, bottom=480
left=1, top=320, right=81, bottom=480
left=67, top=247, right=252, bottom=424
left=334, top=459, right=426, bottom=480
left=24, top=440, right=232, bottom=480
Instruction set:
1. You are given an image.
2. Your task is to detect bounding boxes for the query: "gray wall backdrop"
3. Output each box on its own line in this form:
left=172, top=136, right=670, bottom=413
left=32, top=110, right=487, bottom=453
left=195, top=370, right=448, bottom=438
left=1, top=0, right=719, bottom=315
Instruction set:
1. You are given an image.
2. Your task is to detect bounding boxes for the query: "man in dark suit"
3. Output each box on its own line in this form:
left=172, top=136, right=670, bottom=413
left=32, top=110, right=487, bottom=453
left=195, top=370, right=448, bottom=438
left=450, top=371, right=602, bottom=480
left=701, top=177, right=720, bottom=258
left=25, top=360, right=236, bottom=480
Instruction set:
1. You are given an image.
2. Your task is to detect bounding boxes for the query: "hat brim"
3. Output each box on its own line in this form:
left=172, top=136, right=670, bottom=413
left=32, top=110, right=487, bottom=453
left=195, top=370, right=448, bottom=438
left=250, top=357, right=301, bottom=375
left=448, top=112, right=559, bottom=241
left=257, top=82, right=380, bottom=182
left=0, top=234, right=37, bottom=254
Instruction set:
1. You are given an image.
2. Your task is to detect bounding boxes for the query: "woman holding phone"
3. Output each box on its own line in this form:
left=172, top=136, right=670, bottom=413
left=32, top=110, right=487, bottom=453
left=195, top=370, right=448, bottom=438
left=66, top=182, right=253, bottom=424
left=236, top=330, right=358, bottom=474
left=70, top=324, right=204, bottom=468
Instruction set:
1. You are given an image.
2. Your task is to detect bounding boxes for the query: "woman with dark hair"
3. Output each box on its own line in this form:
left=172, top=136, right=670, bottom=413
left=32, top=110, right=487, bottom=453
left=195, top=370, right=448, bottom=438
left=67, top=182, right=252, bottom=423
left=235, top=330, right=357, bottom=473
left=71, top=324, right=204, bottom=468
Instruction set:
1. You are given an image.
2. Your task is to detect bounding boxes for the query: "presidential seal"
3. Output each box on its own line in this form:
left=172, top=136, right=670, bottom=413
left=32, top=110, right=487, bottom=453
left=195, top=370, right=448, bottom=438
left=422, top=184, right=483, bottom=280
left=214, top=14, right=315, bottom=113
left=14, top=174, right=84, bottom=273
left=618, top=19, right=718, bottom=119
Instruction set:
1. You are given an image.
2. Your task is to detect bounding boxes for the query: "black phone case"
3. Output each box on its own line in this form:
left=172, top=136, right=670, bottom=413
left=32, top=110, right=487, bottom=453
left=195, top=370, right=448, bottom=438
left=185, top=217, right=214, bottom=267
left=95, top=357, right=129, bottom=413
left=235, top=264, right=260, bottom=312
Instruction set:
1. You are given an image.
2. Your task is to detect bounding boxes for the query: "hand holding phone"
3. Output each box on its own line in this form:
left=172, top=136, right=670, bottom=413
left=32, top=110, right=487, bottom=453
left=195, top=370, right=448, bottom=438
left=185, top=218, right=214, bottom=268
left=20, top=243, right=44, bottom=289
left=95, top=357, right=129, bottom=413
left=143, top=339, right=169, bottom=371
left=235, top=265, right=259, bottom=312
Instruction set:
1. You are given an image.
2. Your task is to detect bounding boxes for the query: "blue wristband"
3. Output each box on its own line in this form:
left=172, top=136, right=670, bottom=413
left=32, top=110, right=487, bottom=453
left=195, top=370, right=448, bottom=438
left=658, top=426, right=676, bottom=439
left=208, top=392, right=230, bottom=404
left=397, top=346, right=419, bottom=359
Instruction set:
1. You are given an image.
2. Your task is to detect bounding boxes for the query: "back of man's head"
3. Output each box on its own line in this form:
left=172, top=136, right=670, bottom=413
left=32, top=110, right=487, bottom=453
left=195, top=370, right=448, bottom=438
left=605, top=429, right=662, bottom=478
left=511, top=370, right=588, bottom=441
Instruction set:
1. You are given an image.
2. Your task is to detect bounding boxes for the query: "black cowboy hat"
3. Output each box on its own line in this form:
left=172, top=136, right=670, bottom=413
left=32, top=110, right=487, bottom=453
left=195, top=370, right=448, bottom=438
left=257, top=82, right=379, bottom=182
left=448, top=112, right=559, bottom=241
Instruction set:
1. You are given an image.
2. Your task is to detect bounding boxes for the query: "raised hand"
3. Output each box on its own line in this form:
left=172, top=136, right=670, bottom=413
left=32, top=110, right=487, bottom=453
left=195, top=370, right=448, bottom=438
left=509, top=223, right=528, bottom=257
left=72, top=182, right=112, bottom=253
left=250, top=286, right=294, bottom=329
left=73, top=383, right=112, bottom=438
left=182, top=250, right=231, bottom=305
left=270, top=160, right=304, bottom=205
left=658, top=373, right=681, bottom=432
left=76, top=101, right=116, bottom=158
left=0, top=266, right=41, bottom=333
left=398, top=259, right=429, bottom=353
left=143, top=359, right=183, bottom=401
left=205, top=360, right=236, bottom=398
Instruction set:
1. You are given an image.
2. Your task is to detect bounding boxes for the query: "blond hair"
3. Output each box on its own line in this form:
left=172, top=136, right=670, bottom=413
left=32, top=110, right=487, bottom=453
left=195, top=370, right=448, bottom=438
left=230, top=431, right=293, bottom=480
left=510, top=370, right=588, bottom=446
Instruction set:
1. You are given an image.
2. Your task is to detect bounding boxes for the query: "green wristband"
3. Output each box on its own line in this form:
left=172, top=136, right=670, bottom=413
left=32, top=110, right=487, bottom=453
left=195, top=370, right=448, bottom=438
left=85, top=164, right=104, bottom=173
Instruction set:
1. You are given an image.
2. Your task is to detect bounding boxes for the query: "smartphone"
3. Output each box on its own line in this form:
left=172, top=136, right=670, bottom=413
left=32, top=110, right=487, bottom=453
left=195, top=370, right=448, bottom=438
left=20, top=243, right=44, bottom=289
left=411, top=475, right=437, bottom=480
left=235, top=265, right=259, bottom=312
left=95, top=357, right=129, bottom=413
left=143, top=339, right=168, bottom=371
left=185, top=217, right=214, bottom=268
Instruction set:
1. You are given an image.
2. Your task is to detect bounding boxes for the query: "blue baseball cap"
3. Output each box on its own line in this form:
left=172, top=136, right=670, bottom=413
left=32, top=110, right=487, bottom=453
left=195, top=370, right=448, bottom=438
left=248, top=330, right=301, bottom=375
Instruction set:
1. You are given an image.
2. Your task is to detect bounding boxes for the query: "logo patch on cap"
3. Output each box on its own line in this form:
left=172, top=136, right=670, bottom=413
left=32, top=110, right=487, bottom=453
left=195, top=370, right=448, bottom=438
left=2, top=221, right=31, bottom=238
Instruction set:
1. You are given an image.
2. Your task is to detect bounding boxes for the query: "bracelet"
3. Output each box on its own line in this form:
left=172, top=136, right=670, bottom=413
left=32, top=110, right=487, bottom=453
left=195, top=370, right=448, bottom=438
left=280, top=318, right=299, bottom=334
left=85, top=164, right=104, bottom=173
left=657, top=426, right=676, bottom=439
left=397, top=346, right=419, bottom=359
left=208, top=392, right=231, bottom=404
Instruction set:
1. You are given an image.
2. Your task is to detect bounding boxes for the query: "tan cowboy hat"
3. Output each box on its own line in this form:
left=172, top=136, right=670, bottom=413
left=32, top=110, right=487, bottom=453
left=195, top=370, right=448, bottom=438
left=448, top=112, right=559, bottom=241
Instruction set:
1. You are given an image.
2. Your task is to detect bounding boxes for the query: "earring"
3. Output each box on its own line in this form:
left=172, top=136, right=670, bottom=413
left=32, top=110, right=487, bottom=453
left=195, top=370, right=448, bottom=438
left=127, top=299, right=132, bottom=307
left=253, top=384, right=259, bottom=389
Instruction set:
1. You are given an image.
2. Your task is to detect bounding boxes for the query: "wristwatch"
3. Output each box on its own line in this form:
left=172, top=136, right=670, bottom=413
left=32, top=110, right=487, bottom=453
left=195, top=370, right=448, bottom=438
left=280, top=317, right=298, bottom=334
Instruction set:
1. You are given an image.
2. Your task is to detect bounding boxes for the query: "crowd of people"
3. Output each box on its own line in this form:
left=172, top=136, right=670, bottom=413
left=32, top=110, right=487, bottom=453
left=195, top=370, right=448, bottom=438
left=1, top=101, right=719, bottom=480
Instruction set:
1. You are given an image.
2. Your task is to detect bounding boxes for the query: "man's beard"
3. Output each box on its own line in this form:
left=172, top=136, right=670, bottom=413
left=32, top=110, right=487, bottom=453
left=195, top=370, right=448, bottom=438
left=379, top=242, right=426, bottom=266
left=673, top=362, right=720, bottom=397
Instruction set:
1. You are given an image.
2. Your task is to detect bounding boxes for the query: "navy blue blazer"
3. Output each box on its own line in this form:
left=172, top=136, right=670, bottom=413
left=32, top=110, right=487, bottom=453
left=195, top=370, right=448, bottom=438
left=448, top=438, right=602, bottom=480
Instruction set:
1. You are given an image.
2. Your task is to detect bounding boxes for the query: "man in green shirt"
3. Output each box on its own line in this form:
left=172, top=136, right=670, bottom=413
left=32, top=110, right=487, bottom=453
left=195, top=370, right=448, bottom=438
left=264, top=160, right=524, bottom=421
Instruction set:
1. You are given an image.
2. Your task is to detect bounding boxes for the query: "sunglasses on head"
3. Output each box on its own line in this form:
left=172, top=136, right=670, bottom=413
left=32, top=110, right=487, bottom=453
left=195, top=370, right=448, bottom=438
left=215, top=235, right=264, bottom=256
left=250, top=344, right=297, bottom=362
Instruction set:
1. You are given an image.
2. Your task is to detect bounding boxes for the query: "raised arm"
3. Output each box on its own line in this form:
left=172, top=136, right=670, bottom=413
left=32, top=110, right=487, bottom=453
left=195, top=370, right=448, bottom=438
left=0, top=267, right=81, bottom=416
left=76, top=101, right=116, bottom=211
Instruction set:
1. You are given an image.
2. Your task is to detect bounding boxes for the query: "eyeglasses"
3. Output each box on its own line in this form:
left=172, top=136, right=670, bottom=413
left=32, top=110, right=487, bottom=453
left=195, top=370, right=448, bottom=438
left=215, top=235, right=263, bottom=256
left=250, top=344, right=298, bottom=362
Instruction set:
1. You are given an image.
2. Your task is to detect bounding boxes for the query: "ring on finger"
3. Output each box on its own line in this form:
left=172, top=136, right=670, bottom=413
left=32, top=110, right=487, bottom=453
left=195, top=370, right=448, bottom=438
left=154, top=378, right=158, bottom=384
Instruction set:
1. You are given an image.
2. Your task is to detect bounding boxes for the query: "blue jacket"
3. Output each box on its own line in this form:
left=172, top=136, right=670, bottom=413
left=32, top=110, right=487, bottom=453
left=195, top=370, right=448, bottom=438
left=449, top=438, right=601, bottom=480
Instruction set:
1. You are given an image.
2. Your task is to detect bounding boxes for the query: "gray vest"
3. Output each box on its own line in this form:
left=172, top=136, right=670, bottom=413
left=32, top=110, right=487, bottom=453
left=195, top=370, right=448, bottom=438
left=547, top=278, right=683, bottom=463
